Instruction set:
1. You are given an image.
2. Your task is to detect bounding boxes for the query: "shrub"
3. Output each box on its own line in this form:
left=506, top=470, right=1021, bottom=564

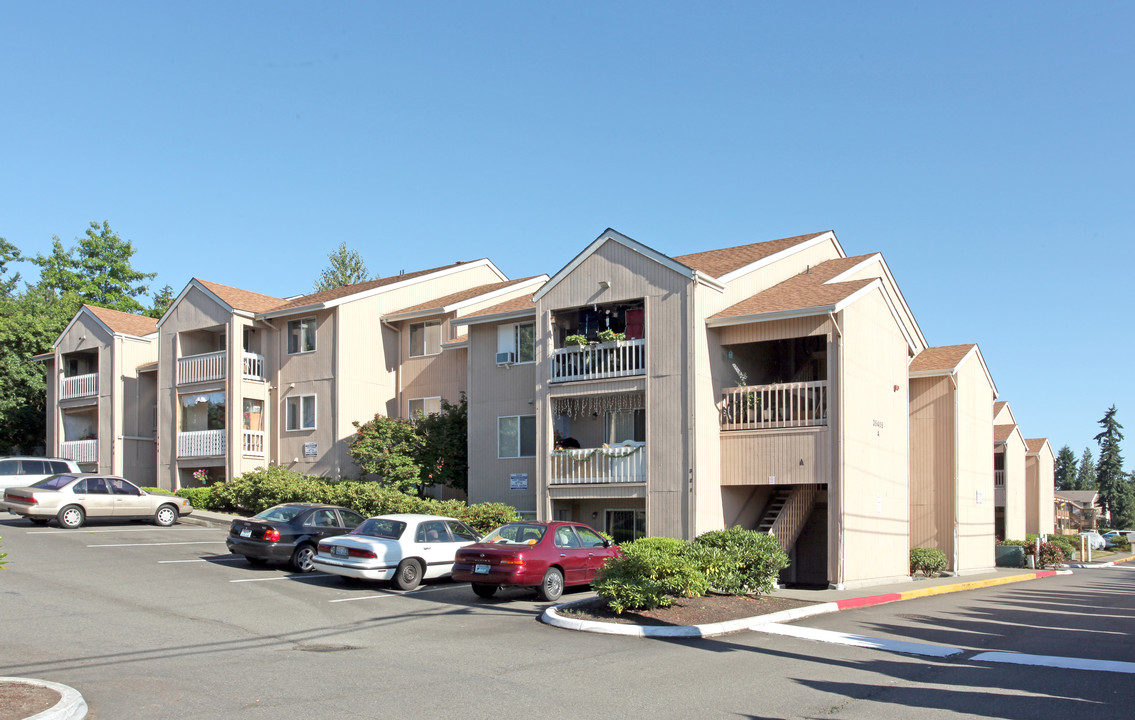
left=592, top=537, right=708, bottom=613
left=176, top=486, right=215, bottom=511
left=1046, top=534, right=1077, bottom=559
left=142, top=486, right=176, bottom=496
left=691, top=526, right=789, bottom=596
left=458, top=502, right=520, bottom=535
left=348, top=414, right=424, bottom=494
left=910, top=547, right=948, bottom=577
left=209, top=465, right=330, bottom=513
left=1023, top=540, right=1066, bottom=568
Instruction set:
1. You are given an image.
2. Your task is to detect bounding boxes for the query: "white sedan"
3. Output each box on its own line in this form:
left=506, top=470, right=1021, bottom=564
left=313, top=513, right=481, bottom=590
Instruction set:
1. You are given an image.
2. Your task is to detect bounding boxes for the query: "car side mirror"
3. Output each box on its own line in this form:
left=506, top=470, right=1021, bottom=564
left=603, top=539, right=611, bottom=548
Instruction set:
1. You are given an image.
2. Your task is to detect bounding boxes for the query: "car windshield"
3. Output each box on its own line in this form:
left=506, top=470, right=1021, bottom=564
left=254, top=506, right=303, bottom=523
left=352, top=518, right=406, bottom=540
left=32, top=475, right=76, bottom=490
left=481, top=524, right=546, bottom=545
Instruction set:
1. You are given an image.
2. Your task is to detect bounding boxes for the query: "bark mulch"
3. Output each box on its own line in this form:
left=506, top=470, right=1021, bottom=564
left=0, top=681, right=61, bottom=720
left=559, top=593, right=818, bottom=627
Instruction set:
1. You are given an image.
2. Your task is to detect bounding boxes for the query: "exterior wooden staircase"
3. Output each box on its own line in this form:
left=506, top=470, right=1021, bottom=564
left=757, top=485, right=819, bottom=552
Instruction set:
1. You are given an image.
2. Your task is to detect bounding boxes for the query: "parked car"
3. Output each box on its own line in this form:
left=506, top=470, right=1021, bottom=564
left=1078, top=531, right=1107, bottom=550
left=1101, top=530, right=1135, bottom=549
left=1, top=474, right=192, bottom=528
left=313, top=513, right=481, bottom=590
left=0, top=457, right=81, bottom=491
left=452, top=521, right=620, bottom=602
left=226, top=503, right=367, bottom=572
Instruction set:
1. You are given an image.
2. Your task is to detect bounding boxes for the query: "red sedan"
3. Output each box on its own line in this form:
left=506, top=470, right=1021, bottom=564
left=452, top=521, right=619, bottom=602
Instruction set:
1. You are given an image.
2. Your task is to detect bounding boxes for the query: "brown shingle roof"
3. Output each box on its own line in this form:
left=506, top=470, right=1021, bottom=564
left=910, top=344, right=978, bottom=373
left=459, top=293, right=537, bottom=321
left=85, top=305, right=158, bottom=337
left=994, top=424, right=1017, bottom=443
left=1025, top=438, right=1049, bottom=454
left=673, top=232, right=829, bottom=278
left=197, top=279, right=284, bottom=314
left=711, top=256, right=877, bottom=320
left=266, top=261, right=476, bottom=313
left=994, top=401, right=1008, bottom=414
left=388, top=277, right=543, bottom=317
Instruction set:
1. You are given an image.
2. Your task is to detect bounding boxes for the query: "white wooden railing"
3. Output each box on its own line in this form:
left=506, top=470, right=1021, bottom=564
left=242, top=430, right=265, bottom=456
left=550, top=338, right=646, bottom=383
left=242, top=352, right=266, bottom=380
left=720, top=381, right=828, bottom=430
left=60, top=439, right=98, bottom=463
left=549, top=445, right=645, bottom=484
left=768, top=485, right=820, bottom=553
left=177, top=429, right=225, bottom=458
left=178, top=351, right=226, bottom=385
left=60, top=373, right=98, bottom=400
left=994, top=470, right=1005, bottom=487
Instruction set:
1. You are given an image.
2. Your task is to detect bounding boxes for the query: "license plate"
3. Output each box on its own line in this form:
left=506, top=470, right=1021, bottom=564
left=239, top=528, right=251, bottom=538
left=474, top=564, right=490, bottom=575
left=333, top=546, right=348, bottom=558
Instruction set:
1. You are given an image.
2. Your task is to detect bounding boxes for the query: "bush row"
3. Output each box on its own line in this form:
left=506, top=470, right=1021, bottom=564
left=592, top=527, right=789, bottom=614
left=170, top=465, right=518, bottom=535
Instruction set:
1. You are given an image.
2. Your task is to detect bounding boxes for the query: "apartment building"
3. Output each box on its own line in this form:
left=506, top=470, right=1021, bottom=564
left=992, top=401, right=1029, bottom=540
left=1025, top=438, right=1055, bottom=535
left=37, top=304, right=159, bottom=485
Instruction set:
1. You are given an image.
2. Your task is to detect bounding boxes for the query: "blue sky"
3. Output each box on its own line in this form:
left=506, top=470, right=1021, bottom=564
left=2, top=2, right=1132, bottom=462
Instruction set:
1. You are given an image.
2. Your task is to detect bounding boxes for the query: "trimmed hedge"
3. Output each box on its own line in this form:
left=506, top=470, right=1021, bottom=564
left=910, top=547, right=948, bottom=577
left=691, top=526, right=788, bottom=596
left=198, top=465, right=518, bottom=535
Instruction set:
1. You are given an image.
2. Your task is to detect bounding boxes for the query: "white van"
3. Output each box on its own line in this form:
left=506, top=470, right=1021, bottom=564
left=0, top=457, right=82, bottom=491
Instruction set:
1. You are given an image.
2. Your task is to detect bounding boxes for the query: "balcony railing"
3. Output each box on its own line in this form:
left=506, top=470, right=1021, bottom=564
left=550, top=338, right=646, bottom=383
left=994, top=469, right=1005, bottom=487
left=60, top=439, right=98, bottom=463
left=242, top=430, right=265, bottom=457
left=178, top=351, right=226, bottom=385
left=242, top=352, right=266, bottom=381
left=549, top=444, right=645, bottom=485
left=60, top=373, right=98, bottom=400
left=720, top=381, right=828, bottom=431
left=177, top=429, right=225, bottom=458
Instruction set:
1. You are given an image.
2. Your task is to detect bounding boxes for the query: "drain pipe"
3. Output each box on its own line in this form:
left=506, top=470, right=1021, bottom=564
left=949, top=371, right=960, bottom=574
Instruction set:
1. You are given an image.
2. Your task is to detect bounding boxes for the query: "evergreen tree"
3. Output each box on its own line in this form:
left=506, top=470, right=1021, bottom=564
left=1074, top=447, right=1096, bottom=491
left=145, top=284, right=176, bottom=319
left=313, top=242, right=374, bottom=292
left=33, top=221, right=156, bottom=313
left=1054, top=444, right=1078, bottom=491
left=1094, top=405, right=1127, bottom=523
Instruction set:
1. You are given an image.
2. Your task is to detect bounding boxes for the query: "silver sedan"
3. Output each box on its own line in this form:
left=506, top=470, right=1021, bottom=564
left=1, top=473, right=193, bottom=529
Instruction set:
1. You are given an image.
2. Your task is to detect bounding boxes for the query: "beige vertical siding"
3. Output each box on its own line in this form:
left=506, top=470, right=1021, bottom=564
left=1026, top=445, right=1055, bottom=535
left=837, top=290, right=912, bottom=587
left=397, top=314, right=468, bottom=414
left=908, top=376, right=953, bottom=557
left=466, top=319, right=538, bottom=512
left=274, top=309, right=337, bottom=477
left=713, top=238, right=844, bottom=310
left=955, top=356, right=995, bottom=571
left=535, top=238, right=692, bottom=538
left=117, top=335, right=158, bottom=485
left=719, top=429, right=831, bottom=485
left=1002, top=432, right=1027, bottom=540
left=43, top=357, right=56, bottom=453
left=839, top=259, right=925, bottom=355
left=55, top=314, right=112, bottom=472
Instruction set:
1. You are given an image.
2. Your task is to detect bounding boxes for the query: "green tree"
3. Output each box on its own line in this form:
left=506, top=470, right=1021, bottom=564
left=347, top=414, right=424, bottom=494
left=0, top=237, right=20, bottom=297
left=1074, top=447, right=1096, bottom=491
left=313, top=242, right=374, bottom=293
left=1094, top=405, right=1127, bottom=523
left=33, top=221, right=156, bottom=313
left=1054, top=444, right=1078, bottom=491
left=414, top=394, right=468, bottom=492
left=145, top=284, right=176, bottom=319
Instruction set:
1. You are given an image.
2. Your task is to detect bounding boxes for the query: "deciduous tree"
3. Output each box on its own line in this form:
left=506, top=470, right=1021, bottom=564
left=33, top=221, right=155, bottom=313
left=348, top=414, right=424, bottom=494
left=414, top=394, right=468, bottom=493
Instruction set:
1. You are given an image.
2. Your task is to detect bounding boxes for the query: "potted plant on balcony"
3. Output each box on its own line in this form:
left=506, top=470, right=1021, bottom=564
left=564, top=334, right=588, bottom=347
left=597, top=328, right=626, bottom=345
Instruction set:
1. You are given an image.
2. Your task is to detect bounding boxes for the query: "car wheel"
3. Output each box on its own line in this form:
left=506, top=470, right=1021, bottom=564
left=394, top=559, right=423, bottom=591
left=291, top=544, right=316, bottom=573
left=28, top=518, right=49, bottom=526
left=536, top=567, right=564, bottom=602
left=471, top=583, right=498, bottom=599
left=153, top=504, right=178, bottom=527
left=57, top=505, right=85, bottom=529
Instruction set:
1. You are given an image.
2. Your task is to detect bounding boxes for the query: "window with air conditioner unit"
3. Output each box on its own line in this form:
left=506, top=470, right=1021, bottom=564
left=497, top=322, right=535, bottom=365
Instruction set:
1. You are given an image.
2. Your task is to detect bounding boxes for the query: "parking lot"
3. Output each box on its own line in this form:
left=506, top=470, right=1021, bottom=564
left=3, top=514, right=1134, bottom=719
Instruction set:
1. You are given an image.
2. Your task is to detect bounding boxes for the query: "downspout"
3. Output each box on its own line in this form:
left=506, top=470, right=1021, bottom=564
left=949, top=372, right=960, bottom=574
left=828, top=311, right=844, bottom=589
left=686, top=278, right=698, bottom=540
left=332, top=310, right=339, bottom=479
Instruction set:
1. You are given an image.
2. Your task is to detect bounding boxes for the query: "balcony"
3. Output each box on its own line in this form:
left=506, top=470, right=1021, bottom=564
left=720, top=381, right=828, bottom=431
left=242, top=352, right=266, bottom=381
left=550, top=339, right=646, bottom=383
left=60, top=373, right=98, bottom=400
left=60, top=439, right=98, bottom=464
left=549, top=444, right=645, bottom=485
left=242, top=430, right=265, bottom=457
left=178, top=351, right=226, bottom=385
left=177, top=429, right=225, bottom=458
left=994, top=469, right=1005, bottom=487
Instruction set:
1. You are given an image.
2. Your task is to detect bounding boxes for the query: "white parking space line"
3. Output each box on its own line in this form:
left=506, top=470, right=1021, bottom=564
left=328, top=585, right=458, bottom=603
left=230, top=575, right=342, bottom=584
left=87, top=541, right=228, bottom=548
left=755, top=623, right=965, bottom=658
left=29, top=527, right=215, bottom=535
left=159, top=557, right=245, bottom=564
left=972, top=652, right=1135, bottom=674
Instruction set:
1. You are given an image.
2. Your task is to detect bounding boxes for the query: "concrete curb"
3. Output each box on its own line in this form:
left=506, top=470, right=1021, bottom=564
left=542, top=569, right=1063, bottom=638
left=0, top=677, right=87, bottom=720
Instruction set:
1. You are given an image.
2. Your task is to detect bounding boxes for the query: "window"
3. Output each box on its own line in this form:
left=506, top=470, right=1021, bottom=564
left=286, top=395, right=316, bottom=431
left=287, top=318, right=316, bottom=354
left=305, top=509, right=338, bottom=528
left=446, top=520, right=479, bottom=542
left=179, top=392, right=226, bottom=431
left=606, top=509, right=646, bottom=545
left=497, top=322, right=535, bottom=364
left=606, top=408, right=645, bottom=445
left=409, top=321, right=441, bottom=357
left=408, top=397, right=442, bottom=418
left=416, top=520, right=449, bottom=543
left=498, top=415, right=536, bottom=458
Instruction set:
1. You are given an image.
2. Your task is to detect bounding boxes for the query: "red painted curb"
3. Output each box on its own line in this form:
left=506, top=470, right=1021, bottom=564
left=835, top=593, right=902, bottom=610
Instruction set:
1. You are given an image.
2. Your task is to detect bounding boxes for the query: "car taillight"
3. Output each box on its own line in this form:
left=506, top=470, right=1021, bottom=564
left=6, top=492, right=35, bottom=505
left=498, top=554, right=525, bottom=565
left=263, top=528, right=281, bottom=542
left=349, top=548, right=377, bottom=559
